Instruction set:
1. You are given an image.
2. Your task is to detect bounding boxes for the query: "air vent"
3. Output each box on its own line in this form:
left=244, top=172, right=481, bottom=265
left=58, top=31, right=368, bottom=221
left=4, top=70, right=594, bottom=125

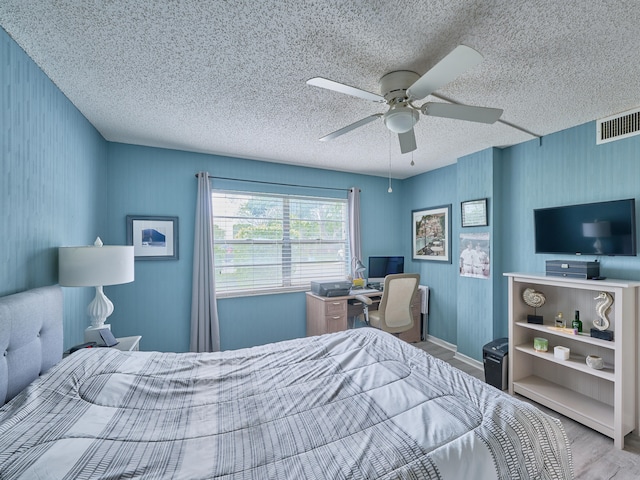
left=596, top=107, right=640, bottom=144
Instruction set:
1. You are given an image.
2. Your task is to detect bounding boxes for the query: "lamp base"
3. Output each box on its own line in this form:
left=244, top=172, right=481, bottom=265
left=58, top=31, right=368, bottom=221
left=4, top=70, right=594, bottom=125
left=84, top=324, right=111, bottom=346
left=87, top=285, right=114, bottom=329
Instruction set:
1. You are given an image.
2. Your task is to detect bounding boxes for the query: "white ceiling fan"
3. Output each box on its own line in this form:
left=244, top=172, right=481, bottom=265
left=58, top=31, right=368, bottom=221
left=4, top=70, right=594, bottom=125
left=307, top=45, right=503, bottom=154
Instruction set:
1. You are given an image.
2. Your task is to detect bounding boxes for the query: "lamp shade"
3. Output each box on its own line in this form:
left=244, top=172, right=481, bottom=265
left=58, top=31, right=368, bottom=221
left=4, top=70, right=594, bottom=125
left=59, top=238, right=134, bottom=287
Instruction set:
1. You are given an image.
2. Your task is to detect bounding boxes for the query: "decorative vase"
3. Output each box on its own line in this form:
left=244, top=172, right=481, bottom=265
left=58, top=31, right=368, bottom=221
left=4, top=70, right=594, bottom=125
left=586, top=355, right=604, bottom=370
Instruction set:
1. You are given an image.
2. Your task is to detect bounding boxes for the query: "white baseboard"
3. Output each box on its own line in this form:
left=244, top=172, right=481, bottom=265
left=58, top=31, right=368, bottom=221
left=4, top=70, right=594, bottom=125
left=426, top=335, right=484, bottom=372
left=424, top=334, right=457, bottom=352
left=453, top=351, right=484, bottom=371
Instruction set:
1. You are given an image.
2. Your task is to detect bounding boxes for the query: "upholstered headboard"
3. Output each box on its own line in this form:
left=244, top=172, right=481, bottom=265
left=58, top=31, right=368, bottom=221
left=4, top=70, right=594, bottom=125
left=0, top=285, right=63, bottom=405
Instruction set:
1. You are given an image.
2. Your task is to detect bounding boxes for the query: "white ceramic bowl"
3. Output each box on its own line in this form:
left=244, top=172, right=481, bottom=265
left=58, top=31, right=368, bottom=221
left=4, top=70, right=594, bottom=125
left=586, top=355, right=604, bottom=370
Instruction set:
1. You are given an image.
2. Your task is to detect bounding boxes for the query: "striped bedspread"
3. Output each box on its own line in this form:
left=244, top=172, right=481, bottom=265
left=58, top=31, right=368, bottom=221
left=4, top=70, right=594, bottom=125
left=0, top=329, right=573, bottom=479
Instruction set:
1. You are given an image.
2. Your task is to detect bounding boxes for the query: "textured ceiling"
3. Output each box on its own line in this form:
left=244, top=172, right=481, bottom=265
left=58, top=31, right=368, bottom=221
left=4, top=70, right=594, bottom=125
left=2, top=1, right=640, bottom=179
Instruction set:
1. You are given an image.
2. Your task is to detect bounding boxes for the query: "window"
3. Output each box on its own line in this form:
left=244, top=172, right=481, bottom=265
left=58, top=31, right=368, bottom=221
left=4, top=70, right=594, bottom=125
left=212, top=190, right=349, bottom=296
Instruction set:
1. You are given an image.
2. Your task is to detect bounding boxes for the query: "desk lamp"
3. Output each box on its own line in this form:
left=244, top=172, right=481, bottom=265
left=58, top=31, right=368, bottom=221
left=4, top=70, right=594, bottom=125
left=352, top=258, right=366, bottom=287
left=59, top=237, right=134, bottom=343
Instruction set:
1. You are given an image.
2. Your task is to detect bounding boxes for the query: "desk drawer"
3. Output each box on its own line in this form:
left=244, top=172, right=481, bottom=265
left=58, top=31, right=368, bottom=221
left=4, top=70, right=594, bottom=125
left=306, top=294, right=348, bottom=337
left=324, top=313, right=347, bottom=333
left=323, top=300, right=347, bottom=334
left=324, top=300, right=346, bottom=316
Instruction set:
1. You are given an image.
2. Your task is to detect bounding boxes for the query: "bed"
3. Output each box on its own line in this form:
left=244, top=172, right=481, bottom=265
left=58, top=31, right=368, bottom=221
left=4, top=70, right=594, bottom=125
left=0, top=286, right=573, bottom=479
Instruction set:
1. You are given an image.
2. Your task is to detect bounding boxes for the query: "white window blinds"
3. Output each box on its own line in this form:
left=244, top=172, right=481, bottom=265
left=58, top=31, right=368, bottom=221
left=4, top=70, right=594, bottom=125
left=212, top=190, right=349, bottom=296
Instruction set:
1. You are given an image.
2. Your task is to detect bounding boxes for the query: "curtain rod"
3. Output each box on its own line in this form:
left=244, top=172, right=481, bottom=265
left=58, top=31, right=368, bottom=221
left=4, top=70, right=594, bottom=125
left=195, top=174, right=358, bottom=192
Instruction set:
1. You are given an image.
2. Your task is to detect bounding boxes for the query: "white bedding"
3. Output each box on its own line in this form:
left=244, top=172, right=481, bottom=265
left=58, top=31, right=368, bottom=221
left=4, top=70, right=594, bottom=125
left=0, top=329, right=573, bottom=479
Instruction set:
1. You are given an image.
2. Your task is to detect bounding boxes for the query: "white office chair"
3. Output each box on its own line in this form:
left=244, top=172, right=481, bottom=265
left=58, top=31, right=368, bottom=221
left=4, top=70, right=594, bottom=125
left=355, top=273, right=420, bottom=334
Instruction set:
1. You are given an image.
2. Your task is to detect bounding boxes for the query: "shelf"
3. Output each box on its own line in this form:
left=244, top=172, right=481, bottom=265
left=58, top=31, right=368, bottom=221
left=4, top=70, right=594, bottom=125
left=514, top=344, right=614, bottom=381
left=515, top=321, right=615, bottom=349
left=505, top=273, right=640, bottom=290
left=507, top=272, right=638, bottom=449
left=513, top=376, right=615, bottom=438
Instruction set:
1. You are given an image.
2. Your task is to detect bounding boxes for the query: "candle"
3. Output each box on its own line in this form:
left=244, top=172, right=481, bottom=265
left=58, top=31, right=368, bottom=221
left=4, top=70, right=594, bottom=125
left=554, top=346, right=570, bottom=360
left=533, top=337, right=548, bottom=352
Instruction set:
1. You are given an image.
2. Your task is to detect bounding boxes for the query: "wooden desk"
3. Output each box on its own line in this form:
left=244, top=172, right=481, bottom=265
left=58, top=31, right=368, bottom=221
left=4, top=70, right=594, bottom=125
left=305, top=289, right=422, bottom=343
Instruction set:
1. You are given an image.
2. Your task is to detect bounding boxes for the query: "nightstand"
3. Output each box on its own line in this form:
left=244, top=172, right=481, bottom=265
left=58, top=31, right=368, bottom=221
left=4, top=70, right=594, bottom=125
left=113, top=335, right=142, bottom=351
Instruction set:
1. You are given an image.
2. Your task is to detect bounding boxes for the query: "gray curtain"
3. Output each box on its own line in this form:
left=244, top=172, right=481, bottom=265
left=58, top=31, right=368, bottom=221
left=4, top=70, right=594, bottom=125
left=190, top=172, right=220, bottom=352
left=348, top=187, right=362, bottom=278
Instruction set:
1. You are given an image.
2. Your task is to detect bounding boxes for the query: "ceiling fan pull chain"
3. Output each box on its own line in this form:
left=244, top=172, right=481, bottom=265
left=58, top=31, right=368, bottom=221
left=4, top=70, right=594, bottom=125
left=388, top=133, right=393, bottom=193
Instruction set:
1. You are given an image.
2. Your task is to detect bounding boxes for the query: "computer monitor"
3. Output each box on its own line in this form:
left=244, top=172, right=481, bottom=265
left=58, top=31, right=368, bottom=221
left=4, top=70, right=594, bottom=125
left=367, top=256, right=404, bottom=285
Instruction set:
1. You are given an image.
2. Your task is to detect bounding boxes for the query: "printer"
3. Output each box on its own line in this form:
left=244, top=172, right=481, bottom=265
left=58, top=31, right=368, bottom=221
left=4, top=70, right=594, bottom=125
left=311, top=280, right=352, bottom=297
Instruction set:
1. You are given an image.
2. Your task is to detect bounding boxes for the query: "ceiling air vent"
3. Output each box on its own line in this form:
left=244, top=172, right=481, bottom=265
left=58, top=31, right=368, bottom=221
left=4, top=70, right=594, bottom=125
left=596, top=107, right=640, bottom=145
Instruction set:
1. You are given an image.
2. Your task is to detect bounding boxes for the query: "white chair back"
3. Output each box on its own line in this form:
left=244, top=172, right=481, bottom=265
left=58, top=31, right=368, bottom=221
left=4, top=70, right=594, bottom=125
left=377, top=273, right=420, bottom=331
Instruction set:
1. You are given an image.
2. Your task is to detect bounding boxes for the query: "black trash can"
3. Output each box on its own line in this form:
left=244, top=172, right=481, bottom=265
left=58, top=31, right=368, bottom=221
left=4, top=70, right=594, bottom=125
left=483, top=338, right=509, bottom=390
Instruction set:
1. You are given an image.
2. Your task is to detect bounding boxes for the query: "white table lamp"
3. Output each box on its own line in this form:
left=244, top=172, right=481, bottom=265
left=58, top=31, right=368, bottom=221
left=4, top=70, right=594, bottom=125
left=59, top=237, right=134, bottom=339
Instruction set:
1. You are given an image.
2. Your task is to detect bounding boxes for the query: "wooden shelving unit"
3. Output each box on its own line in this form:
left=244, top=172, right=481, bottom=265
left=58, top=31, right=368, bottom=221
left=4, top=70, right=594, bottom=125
left=505, top=273, right=639, bottom=449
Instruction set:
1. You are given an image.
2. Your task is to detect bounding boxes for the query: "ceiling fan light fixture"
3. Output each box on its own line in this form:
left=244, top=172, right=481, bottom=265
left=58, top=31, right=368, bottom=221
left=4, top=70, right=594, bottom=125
left=383, top=106, right=418, bottom=133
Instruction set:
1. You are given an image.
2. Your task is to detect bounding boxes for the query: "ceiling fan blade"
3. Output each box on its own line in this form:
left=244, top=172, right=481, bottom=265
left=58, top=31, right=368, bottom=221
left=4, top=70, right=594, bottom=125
left=319, top=114, right=382, bottom=141
left=422, top=102, right=503, bottom=124
left=398, top=128, right=417, bottom=154
left=406, top=45, right=483, bottom=101
left=307, top=77, right=385, bottom=103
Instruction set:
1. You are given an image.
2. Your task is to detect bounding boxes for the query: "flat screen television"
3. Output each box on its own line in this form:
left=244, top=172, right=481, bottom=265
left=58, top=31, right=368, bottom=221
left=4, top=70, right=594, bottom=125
left=534, top=199, right=637, bottom=256
left=367, top=256, right=404, bottom=284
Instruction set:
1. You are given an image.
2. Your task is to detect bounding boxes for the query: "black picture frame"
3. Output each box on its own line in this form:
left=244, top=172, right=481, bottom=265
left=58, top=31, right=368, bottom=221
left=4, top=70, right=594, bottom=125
left=461, top=198, right=488, bottom=227
left=412, top=204, right=452, bottom=263
left=126, top=215, right=179, bottom=260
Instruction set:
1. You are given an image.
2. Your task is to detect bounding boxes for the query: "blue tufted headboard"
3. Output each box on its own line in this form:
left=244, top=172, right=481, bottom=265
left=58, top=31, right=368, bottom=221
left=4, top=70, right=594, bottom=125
left=0, top=285, right=63, bottom=405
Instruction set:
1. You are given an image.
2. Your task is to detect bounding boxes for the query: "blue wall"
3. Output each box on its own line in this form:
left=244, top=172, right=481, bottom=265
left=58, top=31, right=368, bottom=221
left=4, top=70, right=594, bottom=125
left=402, top=165, right=459, bottom=345
left=4, top=25, right=640, bottom=359
left=104, top=143, right=404, bottom=351
left=403, top=128, right=640, bottom=360
left=1, top=28, right=107, bottom=348
left=455, top=148, right=501, bottom=358
left=401, top=147, right=507, bottom=359
left=502, top=125, right=640, bottom=277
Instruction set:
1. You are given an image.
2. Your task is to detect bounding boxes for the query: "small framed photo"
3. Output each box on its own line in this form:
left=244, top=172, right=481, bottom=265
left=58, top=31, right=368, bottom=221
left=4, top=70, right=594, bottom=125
left=461, top=198, right=488, bottom=227
left=412, top=205, right=452, bottom=263
left=126, top=215, right=179, bottom=260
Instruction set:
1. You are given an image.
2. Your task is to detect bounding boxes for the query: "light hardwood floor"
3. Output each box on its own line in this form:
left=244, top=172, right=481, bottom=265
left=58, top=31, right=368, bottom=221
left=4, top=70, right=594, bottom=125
left=414, top=340, right=640, bottom=480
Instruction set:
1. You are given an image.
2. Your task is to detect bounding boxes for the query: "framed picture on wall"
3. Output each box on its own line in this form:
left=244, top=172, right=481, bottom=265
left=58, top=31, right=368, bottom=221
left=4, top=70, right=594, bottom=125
left=460, top=232, right=491, bottom=279
left=461, top=198, right=488, bottom=227
left=126, top=215, right=179, bottom=260
left=412, top=205, right=452, bottom=263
